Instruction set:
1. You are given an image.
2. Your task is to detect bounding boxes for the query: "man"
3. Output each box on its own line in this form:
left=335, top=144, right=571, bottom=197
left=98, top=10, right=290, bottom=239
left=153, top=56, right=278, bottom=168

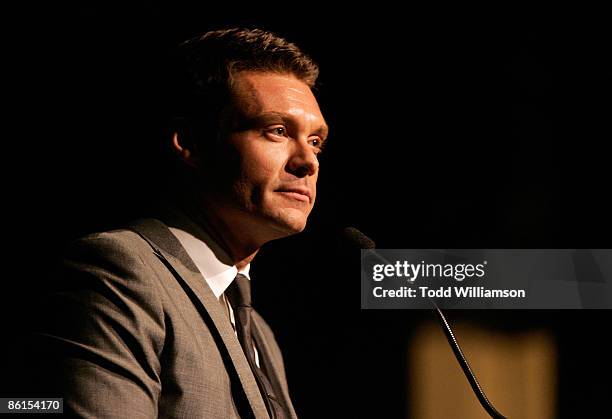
left=31, top=28, right=328, bottom=418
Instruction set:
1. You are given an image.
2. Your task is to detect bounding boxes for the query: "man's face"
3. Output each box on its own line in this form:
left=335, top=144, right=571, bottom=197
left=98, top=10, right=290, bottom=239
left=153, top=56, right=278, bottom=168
left=200, top=71, right=328, bottom=242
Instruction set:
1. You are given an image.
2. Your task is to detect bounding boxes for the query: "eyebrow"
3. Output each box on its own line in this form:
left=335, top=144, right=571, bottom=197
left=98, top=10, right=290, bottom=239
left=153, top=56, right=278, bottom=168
left=257, top=111, right=329, bottom=140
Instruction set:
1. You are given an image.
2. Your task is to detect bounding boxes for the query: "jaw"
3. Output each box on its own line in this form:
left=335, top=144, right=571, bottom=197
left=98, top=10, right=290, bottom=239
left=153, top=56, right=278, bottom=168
left=193, top=186, right=315, bottom=257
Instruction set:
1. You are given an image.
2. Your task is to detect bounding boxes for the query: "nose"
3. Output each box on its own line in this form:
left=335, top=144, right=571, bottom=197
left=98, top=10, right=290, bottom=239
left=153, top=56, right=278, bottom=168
left=286, top=139, right=319, bottom=178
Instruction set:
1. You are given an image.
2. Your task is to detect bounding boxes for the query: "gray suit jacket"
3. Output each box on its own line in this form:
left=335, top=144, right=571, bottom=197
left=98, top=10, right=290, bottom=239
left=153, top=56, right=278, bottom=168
left=35, top=216, right=297, bottom=418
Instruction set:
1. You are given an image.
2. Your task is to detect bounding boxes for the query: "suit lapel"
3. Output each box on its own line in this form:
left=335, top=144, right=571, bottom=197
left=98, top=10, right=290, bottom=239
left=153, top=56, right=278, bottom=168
left=127, top=218, right=270, bottom=419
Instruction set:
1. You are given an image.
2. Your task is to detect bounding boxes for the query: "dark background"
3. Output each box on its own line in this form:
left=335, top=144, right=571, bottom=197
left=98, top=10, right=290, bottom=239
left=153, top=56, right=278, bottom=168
left=2, top=3, right=611, bottom=418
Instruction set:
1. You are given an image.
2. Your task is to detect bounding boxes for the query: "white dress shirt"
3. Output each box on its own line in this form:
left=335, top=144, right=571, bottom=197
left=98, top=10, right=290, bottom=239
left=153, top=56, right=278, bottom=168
left=169, top=226, right=260, bottom=368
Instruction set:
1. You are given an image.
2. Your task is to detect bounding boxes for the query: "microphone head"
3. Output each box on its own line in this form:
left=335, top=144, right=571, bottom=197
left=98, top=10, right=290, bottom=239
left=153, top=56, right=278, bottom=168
left=342, top=227, right=376, bottom=249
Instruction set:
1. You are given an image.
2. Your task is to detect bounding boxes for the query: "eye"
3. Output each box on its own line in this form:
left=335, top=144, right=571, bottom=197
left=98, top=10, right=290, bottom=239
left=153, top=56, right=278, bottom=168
left=309, top=137, right=325, bottom=153
left=267, top=126, right=288, bottom=137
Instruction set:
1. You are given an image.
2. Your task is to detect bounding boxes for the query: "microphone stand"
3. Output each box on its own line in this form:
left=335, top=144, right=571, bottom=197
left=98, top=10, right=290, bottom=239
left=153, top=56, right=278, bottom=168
left=431, top=301, right=507, bottom=419
left=351, top=229, right=507, bottom=418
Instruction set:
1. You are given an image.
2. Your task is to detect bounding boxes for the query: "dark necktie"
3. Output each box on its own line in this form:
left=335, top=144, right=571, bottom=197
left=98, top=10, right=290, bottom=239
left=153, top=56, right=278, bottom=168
left=225, top=274, right=288, bottom=419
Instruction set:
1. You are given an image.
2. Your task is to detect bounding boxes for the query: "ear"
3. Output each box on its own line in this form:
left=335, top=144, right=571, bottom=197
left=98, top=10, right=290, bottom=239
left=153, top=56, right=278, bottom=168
left=172, top=131, right=200, bottom=168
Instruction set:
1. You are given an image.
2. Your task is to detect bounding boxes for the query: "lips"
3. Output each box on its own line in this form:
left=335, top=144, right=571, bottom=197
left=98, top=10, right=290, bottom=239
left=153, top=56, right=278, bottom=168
left=275, top=187, right=312, bottom=203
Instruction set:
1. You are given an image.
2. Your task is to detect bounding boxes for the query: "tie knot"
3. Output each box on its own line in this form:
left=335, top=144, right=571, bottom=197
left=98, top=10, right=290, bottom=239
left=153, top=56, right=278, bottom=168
left=225, top=273, right=252, bottom=308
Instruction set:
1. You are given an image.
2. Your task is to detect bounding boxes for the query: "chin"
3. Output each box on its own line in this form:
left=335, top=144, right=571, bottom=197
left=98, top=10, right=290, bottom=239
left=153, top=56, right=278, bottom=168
left=264, top=208, right=309, bottom=237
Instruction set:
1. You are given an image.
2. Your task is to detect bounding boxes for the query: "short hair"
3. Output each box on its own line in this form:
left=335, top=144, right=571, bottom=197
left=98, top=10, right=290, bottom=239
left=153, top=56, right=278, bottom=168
left=171, top=28, right=319, bottom=141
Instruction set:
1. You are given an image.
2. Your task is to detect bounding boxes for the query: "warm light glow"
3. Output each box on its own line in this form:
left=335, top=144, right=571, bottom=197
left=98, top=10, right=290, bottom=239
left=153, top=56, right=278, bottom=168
left=409, top=321, right=557, bottom=419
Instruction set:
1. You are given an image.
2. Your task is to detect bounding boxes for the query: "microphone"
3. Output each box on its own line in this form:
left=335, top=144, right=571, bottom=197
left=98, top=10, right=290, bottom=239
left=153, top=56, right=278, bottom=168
left=343, top=226, right=375, bottom=249
left=344, top=227, right=507, bottom=419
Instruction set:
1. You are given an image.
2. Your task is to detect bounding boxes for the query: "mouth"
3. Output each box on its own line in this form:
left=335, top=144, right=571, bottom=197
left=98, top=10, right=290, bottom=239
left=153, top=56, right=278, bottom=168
left=275, top=188, right=312, bottom=203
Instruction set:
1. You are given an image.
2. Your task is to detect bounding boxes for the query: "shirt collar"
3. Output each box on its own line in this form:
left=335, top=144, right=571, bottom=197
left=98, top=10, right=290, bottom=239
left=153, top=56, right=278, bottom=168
left=168, top=226, right=250, bottom=299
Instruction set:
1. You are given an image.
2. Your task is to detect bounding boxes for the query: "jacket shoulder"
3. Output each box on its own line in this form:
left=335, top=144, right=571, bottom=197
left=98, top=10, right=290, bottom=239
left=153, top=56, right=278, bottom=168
left=67, top=228, right=154, bottom=259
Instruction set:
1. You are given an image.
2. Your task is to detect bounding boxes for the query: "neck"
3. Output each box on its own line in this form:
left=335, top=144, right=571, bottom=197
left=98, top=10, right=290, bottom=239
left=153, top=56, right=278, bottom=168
left=176, top=194, right=262, bottom=268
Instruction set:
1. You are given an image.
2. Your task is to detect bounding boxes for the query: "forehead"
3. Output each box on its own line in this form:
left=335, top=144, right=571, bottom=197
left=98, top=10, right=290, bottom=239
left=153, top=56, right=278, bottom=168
left=230, top=71, right=326, bottom=124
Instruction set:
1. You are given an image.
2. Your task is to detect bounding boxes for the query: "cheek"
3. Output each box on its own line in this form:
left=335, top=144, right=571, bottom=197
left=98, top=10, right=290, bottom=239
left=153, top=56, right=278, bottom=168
left=236, top=144, right=286, bottom=200
left=241, top=142, right=286, bottom=180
